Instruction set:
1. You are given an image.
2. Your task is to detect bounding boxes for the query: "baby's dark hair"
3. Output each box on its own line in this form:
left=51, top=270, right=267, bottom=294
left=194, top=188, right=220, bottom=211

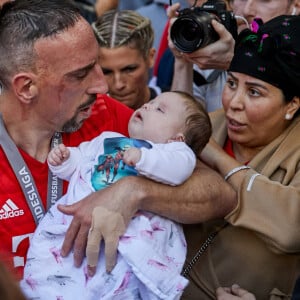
left=174, top=91, right=212, bottom=155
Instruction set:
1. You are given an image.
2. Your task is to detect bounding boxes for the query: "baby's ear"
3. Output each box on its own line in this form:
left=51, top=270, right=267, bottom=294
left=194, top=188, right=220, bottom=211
left=168, top=133, right=185, bottom=143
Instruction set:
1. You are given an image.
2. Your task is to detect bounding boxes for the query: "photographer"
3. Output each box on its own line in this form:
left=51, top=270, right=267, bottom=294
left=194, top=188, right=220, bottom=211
left=168, top=0, right=298, bottom=112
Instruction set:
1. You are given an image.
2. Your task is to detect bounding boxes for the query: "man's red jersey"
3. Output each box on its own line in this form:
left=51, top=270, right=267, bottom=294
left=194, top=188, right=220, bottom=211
left=0, top=95, right=133, bottom=278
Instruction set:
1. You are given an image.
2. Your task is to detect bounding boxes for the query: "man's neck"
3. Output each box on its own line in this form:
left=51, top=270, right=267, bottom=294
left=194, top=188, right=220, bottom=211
left=4, top=119, right=53, bottom=163
left=0, top=98, right=56, bottom=162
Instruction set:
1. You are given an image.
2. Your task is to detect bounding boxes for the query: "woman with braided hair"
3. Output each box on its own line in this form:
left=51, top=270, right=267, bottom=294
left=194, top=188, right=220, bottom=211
left=92, top=9, right=160, bottom=110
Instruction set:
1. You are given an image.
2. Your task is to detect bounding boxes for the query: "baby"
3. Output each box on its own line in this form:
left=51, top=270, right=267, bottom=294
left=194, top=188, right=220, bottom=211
left=21, top=91, right=211, bottom=300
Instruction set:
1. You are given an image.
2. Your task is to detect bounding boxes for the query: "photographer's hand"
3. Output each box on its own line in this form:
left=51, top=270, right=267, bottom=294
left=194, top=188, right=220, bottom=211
left=167, top=1, right=183, bottom=59
left=167, top=3, right=194, bottom=93
left=184, top=19, right=235, bottom=70
left=167, top=2, right=180, bottom=19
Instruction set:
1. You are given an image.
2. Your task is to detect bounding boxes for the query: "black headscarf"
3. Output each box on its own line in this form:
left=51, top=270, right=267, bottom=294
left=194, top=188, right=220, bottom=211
left=229, top=15, right=300, bottom=101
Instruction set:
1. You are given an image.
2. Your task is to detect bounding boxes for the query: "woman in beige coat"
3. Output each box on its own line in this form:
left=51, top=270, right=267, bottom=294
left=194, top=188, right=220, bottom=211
left=182, top=15, right=300, bottom=299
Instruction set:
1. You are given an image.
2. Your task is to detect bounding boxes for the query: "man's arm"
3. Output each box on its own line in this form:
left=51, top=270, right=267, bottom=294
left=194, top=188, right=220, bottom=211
left=139, top=161, right=236, bottom=223
left=58, top=161, right=236, bottom=274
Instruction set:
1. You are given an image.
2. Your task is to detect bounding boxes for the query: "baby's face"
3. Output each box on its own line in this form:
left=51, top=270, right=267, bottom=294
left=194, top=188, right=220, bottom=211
left=128, top=92, right=187, bottom=143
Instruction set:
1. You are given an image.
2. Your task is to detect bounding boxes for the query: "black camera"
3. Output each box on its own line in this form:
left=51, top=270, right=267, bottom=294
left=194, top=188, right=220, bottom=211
left=170, top=0, right=238, bottom=53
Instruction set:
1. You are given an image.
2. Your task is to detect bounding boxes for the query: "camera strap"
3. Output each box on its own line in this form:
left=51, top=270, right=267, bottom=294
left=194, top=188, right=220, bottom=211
left=0, top=113, right=63, bottom=225
left=193, top=69, right=223, bottom=86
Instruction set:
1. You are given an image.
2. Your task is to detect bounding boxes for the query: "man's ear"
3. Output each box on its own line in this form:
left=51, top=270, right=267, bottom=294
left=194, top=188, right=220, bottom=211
left=12, top=73, right=38, bottom=103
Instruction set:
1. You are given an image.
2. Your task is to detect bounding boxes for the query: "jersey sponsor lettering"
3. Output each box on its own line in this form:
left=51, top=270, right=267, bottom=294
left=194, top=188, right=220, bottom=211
left=50, top=173, right=59, bottom=205
left=18, top=166, right=44, bottom=222
left=0, top=199, right=24, bottom=220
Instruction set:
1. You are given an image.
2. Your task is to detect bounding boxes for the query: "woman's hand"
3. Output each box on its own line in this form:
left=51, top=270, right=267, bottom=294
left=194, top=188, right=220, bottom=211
left=216, top=284, right=256, bottom=300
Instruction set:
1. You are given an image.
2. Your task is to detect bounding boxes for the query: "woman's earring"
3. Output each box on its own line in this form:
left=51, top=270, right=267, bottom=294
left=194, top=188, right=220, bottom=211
left=291, top=7, right=297, bottom=15
left=285, top=113, right=292, bottom=120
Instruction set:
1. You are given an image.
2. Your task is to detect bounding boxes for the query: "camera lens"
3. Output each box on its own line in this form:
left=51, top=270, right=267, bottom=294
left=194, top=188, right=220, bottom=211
left=170, top=12, right=219, bottom=53
left=184, top=22, right=199, bottom=41
left=171, top=17, right=205, bottom=53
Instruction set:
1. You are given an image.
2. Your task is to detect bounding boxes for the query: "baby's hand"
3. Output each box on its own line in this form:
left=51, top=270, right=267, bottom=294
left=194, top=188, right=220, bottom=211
left=122, top=147, right=141, bottom=167
left=47, top=144, right=70, bottom=166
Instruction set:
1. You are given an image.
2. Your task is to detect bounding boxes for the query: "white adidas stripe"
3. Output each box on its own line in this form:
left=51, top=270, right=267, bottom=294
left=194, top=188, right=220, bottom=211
left=0, top=199, right=19, bottom=213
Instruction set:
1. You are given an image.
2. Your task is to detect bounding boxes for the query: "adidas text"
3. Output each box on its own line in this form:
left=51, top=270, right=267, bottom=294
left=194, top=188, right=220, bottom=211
left=0, top=209, right=24, bottom=219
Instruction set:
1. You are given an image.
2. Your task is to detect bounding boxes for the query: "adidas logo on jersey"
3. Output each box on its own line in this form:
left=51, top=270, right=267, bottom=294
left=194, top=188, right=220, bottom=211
left=0, top=199, right=24, bottom=220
